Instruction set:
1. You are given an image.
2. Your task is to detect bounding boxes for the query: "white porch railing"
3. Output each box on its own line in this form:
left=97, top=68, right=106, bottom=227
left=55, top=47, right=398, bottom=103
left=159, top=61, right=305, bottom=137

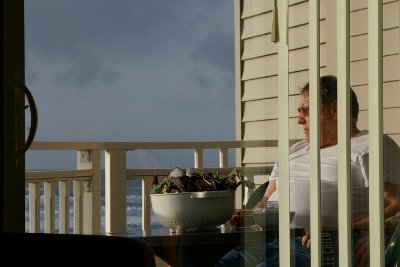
left=25, top=140, right=279, bottom=235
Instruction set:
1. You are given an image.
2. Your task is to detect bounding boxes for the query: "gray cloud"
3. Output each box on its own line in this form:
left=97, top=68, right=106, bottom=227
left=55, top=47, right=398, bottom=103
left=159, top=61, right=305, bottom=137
left=190, top=31, right=235, bottom=74
left=25, top=0, right=235, bottom=169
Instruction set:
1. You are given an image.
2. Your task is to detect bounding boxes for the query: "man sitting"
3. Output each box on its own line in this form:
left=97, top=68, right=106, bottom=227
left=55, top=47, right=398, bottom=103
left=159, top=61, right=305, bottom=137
left=216, top=75, right=400, bottom=267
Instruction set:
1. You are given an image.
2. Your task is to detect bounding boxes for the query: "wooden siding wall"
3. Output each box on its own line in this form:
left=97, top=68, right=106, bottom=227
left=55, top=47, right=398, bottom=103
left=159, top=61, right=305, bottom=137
left=236, top=0, right=400, bottom=172
left=350, top=0, right=400, bottom=145
left=238, top=0, right=327, bottom=169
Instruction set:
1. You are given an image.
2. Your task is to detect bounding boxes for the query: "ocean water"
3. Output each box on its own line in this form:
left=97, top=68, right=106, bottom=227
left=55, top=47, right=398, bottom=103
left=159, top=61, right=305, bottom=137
left=25, top=175, right=163, bottom=233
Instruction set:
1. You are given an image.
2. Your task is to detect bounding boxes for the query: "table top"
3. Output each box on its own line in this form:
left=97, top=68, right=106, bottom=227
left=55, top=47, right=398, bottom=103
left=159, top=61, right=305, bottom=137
left=121, top=223, right=304, bottom=247
left=118, top=224, right=303, bottom=267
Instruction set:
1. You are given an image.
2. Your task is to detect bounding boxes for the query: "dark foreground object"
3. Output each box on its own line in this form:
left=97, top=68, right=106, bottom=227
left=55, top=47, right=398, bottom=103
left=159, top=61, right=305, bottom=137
left=0, top=232, right=156, bottom=266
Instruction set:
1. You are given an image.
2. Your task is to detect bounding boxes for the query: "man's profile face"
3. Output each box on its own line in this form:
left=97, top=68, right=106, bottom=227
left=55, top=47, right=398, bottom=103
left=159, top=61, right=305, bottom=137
left=298, top=93, right=310, bottom=141
left=297, top=92, right=338, bottom=148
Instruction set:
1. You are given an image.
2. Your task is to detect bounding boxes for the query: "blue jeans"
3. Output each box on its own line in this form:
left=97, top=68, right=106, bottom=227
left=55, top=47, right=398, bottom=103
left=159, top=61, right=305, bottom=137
left=215, top=237, right=310, bottom=267
left=215, top=231, right=363, bottom=267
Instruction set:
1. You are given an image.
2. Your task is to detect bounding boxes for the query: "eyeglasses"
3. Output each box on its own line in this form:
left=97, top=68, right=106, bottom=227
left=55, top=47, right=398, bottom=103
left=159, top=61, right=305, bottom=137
left=297, top=107, right=309, bottom=114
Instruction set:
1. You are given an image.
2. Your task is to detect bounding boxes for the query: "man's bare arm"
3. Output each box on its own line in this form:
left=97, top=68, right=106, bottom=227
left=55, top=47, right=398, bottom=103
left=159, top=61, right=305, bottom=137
left=352, top=182, right=400, bottom=230
left=254, top=179, right=277, bottom=209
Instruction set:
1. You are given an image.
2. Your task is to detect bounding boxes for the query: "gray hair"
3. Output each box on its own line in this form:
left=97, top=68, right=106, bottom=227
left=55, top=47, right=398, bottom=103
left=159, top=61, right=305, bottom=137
left=300, top=75, right=359, bottom=119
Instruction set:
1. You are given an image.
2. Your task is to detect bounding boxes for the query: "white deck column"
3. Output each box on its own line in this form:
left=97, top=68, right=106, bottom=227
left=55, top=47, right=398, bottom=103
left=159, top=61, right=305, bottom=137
left=309, top=1, right=321, bottom=265
left=368, top=0, right=384, bottom=266
left=277, top=0, right=290, bottom=266
left=337, top=0, right=352, bottom=266
left=105, top=149, right=127, bottom=234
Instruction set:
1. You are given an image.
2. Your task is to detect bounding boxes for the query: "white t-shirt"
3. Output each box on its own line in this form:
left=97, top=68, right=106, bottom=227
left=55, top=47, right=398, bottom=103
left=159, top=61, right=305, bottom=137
left=269, top=130, right=400, bottom=230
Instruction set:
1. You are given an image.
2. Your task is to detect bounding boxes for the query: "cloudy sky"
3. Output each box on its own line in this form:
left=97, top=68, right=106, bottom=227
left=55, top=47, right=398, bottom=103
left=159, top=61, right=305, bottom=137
left=24, top=1, right=236, bottom=169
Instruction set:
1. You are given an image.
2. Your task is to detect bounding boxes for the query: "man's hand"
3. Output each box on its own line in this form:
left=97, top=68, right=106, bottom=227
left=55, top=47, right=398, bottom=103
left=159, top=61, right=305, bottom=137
left=302, top=232, right=311, bottom=248
left=253, top=180, right=277, bottom=211
left=254, top=197, right=268, bottom=210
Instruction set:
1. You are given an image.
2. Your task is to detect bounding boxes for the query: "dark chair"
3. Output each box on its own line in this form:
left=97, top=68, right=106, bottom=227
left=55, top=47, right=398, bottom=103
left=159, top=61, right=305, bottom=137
left=385, top=222, right=400, bottom=267
left=245, top=181, right=269, bottom=209
left=0, top=232, right=156, bottom=266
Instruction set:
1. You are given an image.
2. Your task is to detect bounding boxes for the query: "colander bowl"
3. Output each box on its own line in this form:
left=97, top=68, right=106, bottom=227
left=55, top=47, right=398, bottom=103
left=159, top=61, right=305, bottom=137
left=150, top=190, right=235, bottom=232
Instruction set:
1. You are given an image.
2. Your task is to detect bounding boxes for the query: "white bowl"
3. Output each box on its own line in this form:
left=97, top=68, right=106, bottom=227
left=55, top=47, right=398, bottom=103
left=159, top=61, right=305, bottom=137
left=150, top=190, right=235, bottom=232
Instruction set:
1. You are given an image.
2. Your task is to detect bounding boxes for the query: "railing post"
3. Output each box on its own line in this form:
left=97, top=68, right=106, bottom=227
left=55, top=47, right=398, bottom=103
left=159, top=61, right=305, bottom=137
left=77, top=150, right=101, bottom=234
left=28, top=182, right=40, bottom=233
left=43, top=181, right=55, bottom=233
left=142, top=176, right=153, bottom=233
left=218, top=148, right=228, bottom=167
left=58, top=180, right=70, bottom=234
left=194, top=148, right=203, bottom=168
left=220, top=147, right=241, bottom=208
left=73, top=179, right=83, bottom=234
left=105, top=149, right=127, bottom=234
